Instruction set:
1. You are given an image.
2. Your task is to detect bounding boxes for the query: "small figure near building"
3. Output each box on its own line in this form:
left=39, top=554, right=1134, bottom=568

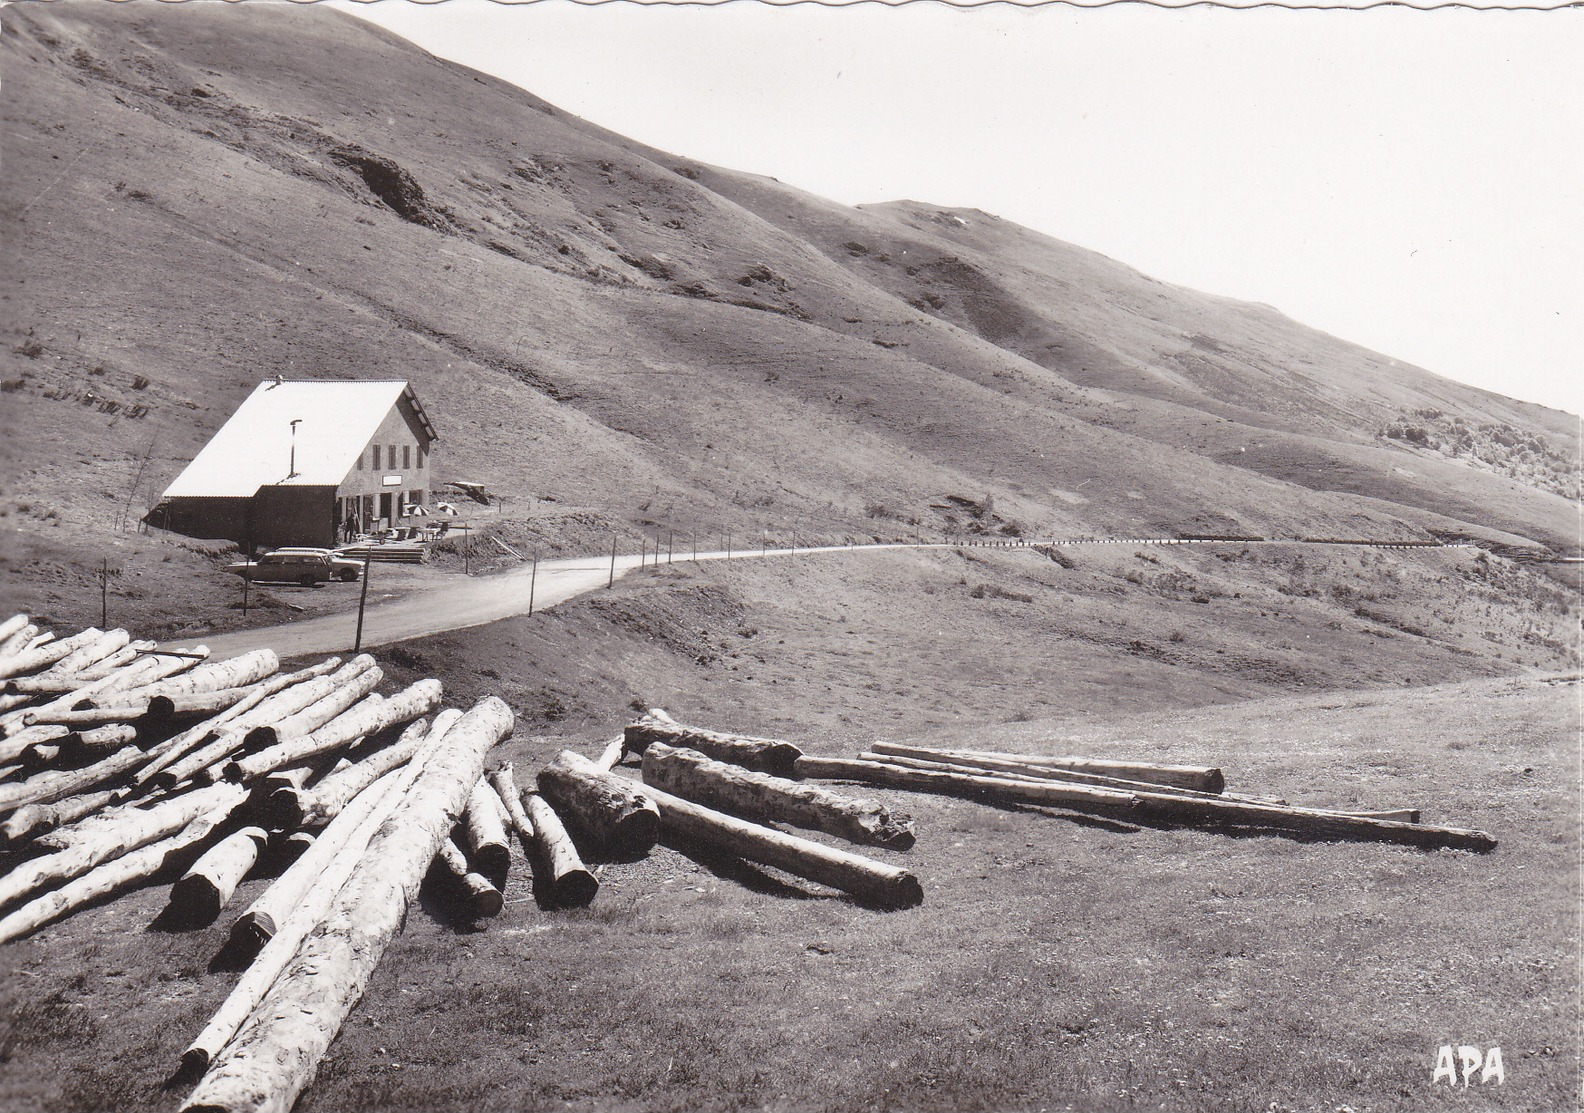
left=151, top=379, right=438, bottom=551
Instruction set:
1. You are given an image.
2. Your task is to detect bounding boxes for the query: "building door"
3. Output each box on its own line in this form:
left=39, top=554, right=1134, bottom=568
left=379, top=492, right=393, bottom=526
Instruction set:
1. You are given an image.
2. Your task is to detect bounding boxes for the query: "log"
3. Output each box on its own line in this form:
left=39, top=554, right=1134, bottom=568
left=10, top=650, right=140, bottom=694
left=0, top=626, right=104, bottom=681
left=594, top=736, right=626, bottom=771
left=1331, top=808, right=1421, bottom=823
left=67, top=641, right=154, bottom=681
left=183, top=774, right=406, bottom=1074
left=250, top=756, right=346, bottom=827
left=137, top=658, right=344, bottom=788
left=860, top=750, right=1238, bottom=803
left=434, top=836, right=503, bottom=918
left=227, top=772, right=398, bottom=958
left=0, top=782, right=247, bottom=912
left=0, top=787, right=119, bottom=845
left=0, top=809, right=231, bottom=945
left=624, top=709, right=803, bottom=774
left=26, top=632, right=57, bottom=651
left=462, top=777, right=511, bottom=876
left=182, top=697, right=513, bottom=1112
left=85, top=647, right=207, bottom=701
left=282, top=713, right=455, bottom=829
left=522, top=790, right=599, bottom=907
left=536, top=749, right=661, bottom=859
left=862, top=750, right=1296, bottom=808
left=149, top=730, right=250, bottom=790
left=228, top=677, right=440, bottom=783
left=0, top=724, right=69, bottom=765
left=643, top=742, right=915, bottom=849
left=929, top=745, right=1225, bottom=794
left=792, top=755, right=1141, bottom=813
left=230, top=656, right=379, bottom=748
left=0, top=745, right=147, bottom=813
left=225, top=698, right=382, bottom=785
left=50, top=628, right=132, bottom=676
left=20, top=704, right=148, bottom=729
left=0, top=622, right=38, bottom=660
left=0, top=614, right=28, bottom=646
left=182, top=707, right=472, bottom=1075
left=633, top=774, right=922, bottom=909
left=119, top=649, right=280, bottom=705
left=234, top=675, right=386, bottom=757
left=168, top=826, right=269, bottom=926
left=147, top=686, right=265, bottom=721
left=1119, top=788, right=1493, bottom=851
left=488, top=764, right=535, bottom=847
left=68, top=723, right=140, bottom=757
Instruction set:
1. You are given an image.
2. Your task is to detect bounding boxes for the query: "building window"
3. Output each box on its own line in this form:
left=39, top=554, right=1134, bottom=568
left=371, top=445, right=380, bottom=469
left=403, top=445, right=411, bottom=469
left=356, top=451, right=364, bottom=471
left=389, top=445, right=397, bottom=471
left=418, top=445, right=426, bottom=469
left=413, top=489, right=425, bottom=506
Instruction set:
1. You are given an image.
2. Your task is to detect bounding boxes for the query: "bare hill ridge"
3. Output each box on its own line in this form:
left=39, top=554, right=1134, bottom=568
left=1, top=2, right=1577, bottom=575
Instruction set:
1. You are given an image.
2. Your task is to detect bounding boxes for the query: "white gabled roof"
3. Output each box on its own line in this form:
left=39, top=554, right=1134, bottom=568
left=161, top=380, right=429, bottom=500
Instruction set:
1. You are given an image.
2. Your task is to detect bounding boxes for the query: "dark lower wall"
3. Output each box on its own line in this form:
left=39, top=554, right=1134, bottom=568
left=252, top=486, right=338, bottom=549
left=151, top=497, right=250, bottom=546
left=153, top=487, right=338, bottom=550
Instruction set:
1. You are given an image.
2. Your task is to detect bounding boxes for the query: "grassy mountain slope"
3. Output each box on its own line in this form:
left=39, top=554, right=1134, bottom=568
left=0, top=2, right=1576, bottom=665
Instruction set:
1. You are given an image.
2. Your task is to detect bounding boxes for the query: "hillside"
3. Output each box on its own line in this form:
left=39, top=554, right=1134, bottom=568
left=1, top=2, right=1577, bottom=572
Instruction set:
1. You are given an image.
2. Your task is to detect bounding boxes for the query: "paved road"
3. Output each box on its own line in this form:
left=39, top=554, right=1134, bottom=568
left=179, top=536, right=1467, bottom=660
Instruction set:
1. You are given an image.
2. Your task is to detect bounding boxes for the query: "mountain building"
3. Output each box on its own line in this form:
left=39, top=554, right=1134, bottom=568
left=151, top=379, right=438, bottom=550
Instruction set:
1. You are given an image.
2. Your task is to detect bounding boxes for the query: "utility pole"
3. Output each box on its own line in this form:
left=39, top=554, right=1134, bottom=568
left=100, top=558, right=108, bottom=628
left=608, top=534, right=617, bottom=588
left=353, top=546, right=373, bottom=653
left=667, top=531, right=674, bottom=564
left=528, top=548, right=538, bottom=617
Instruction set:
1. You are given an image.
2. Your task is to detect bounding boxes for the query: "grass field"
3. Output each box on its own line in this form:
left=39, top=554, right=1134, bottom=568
left=0, top=549, right=1576, bottom=1113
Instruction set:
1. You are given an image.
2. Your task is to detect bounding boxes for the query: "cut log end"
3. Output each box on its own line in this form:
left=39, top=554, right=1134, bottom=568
left=169, top=875, right=226, bottom=928
left=547, top=868, right=599, bottom=909
left=227, top=911, right=275, bottom=958
left=468, top=880, right=504, bottom=918
left=609, top=810, right=662, bottom=859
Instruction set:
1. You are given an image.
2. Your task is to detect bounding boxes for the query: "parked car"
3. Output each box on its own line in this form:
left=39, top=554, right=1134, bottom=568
left=270, top=547, right=365, bottom=582
left=224, top=548, right=361, bottom=586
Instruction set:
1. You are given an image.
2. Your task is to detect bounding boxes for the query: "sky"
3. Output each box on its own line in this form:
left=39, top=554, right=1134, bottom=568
left=331, top=0, right=1583, bottom=418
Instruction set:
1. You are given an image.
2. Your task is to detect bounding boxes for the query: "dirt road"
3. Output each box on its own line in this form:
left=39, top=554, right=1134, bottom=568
left=179, top=536, right=1461, bottom=660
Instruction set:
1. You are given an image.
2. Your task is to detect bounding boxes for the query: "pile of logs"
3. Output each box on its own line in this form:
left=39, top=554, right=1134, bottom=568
left=0, top=614, right=529, bottom=1111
